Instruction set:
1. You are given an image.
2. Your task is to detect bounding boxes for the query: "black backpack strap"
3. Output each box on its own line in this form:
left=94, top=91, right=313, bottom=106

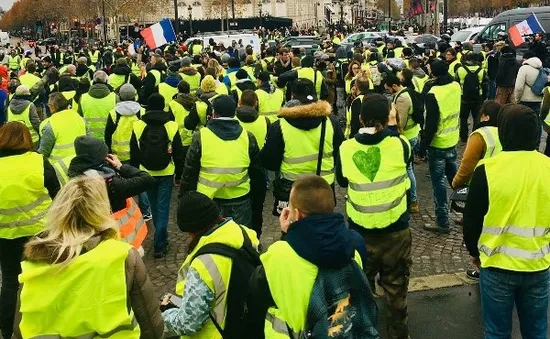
left=316, top=118, right=327, bottom=176
left=124, top=73, right=131, bottom=84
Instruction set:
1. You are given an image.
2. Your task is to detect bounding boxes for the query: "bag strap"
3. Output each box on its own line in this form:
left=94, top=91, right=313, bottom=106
left=316, top=118, right=327, bottom=177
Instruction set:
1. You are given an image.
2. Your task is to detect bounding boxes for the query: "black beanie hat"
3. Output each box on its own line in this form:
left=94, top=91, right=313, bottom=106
left=177, top=192, right=221, bottom=233
left=148, top=93, right=165, bottom=110
left=360, top=93, right=390, bottom=124
left=236, top=69, right=249, bottom=80
left=498, top=103, right=539, bottom=151
left=68, top=136, right=109, bottom=177
left=212, top=94, right=237, bottom=117
left=430, top=59, right=449, bottom=77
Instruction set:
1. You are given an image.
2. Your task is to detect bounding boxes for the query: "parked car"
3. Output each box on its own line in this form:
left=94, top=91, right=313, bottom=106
left=451, top=26, right=484, bottom=44
left=281, top=36, right=322, bottom=55
left=340, top=31, right=382, bottom=49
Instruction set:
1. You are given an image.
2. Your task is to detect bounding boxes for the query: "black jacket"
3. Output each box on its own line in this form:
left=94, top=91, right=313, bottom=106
left=231, top=79, right=256, bottom=103
left=129, top=109, right=184, bottom=180
left=495, top=53, right=519, bottom=87
left=179, top=118, right=266, bottom=217
left=111, top=64, right=143, bottom=91
left=487, top=51, right=499, bottom=80
left=75, top=64, right=94, bottom=80
left=420, top=74, right=456, bottom=151
left=0, top=150, right=60, bottom=200
left=139, top=63, right=167, bottom=105
left=336, top=128, right=410, bottom=235
left=261, top=100, right=344, bottom=199
left=348, top=91, right=373, bottom=138
left=246, top=213, right=368, bottom=337
left=273, top=59, right=292, bottom=77
left=529, top=40, right=549, bottom=67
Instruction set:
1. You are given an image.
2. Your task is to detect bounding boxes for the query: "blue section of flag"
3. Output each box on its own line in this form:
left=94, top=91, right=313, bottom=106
left=160, top=19, right=177, bottom=43
left=526, top=14, right=545, bottom=34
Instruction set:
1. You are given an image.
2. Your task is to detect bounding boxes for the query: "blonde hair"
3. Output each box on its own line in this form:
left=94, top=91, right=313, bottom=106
left=207, top=59, right=224, bottom=77
left=25, top=176, right=119, bottom=267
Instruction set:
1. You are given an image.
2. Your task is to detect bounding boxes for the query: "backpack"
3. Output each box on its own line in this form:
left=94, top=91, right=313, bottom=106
left=138, top=123, right=172, bottom=171
left=302, top=261, right=379, bottom=339
left=461, top=66, right=482, bottom=100
left=369, top=63, right=382, bottom=86
left=191, top=226, right=261, bottom=339
left=395, top=88, right=425, bottom=126
left=336, top=59, right=349, bottom=82
left=530, top=67, right=550, bottom=96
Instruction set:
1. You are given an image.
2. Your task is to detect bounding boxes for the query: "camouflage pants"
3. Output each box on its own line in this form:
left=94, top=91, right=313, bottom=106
left=362, top=228, right=412, bottom=339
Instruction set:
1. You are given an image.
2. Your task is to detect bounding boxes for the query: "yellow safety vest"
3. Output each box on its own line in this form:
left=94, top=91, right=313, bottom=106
left=62, top=90, right=79, bottom=113
left=8, top=55, right=21, bottom=70
left=90, top=50, right=100, bottom=63
left=471, top=126, right=502, bottom=159
left=192, top=44, right=203, bottom=55
left=545, top=88, right=550, bottom=126
left=429, top=82, right=461, bottom=148
left=297, top=68, right=323, bottom=98
left=242, top=65, right=257, bottom=82
left=197, top=127, right=250, bottom=199
left=52, top=155, right=74, bottom=186
left=0, top=152, right=51, bottom=239
left=175, top=220, right=259, bottom=339
left=256, top=88, right=284, bottom=123
left=39, top=109, right=87, bottom=163
left=345, top=95, right=363, bottom=139
left=149, top=69, right=162, bottom=87
left=80, top=92, right=117, bottom=139
left=340, top=135, right=411, bottom=229
left=19, top=72, right=41, bottom=89
left=215, top=83, right=229, bottom=95
left=393, top=88, right=420, bottom=141
left=227, top=72, right=238, bottom=87
left=238, top=116, right=269, bottom=150
left=456, top=65, right=485, bottom=97
left=20, top=57, right=31, bottom=70
left=393, top=47, right=404, bottom=59
left=448, top=59, right=461, bottom=78
left=19, top=239, right=140, bottom=338
left=412, top=75, right=429, bottom=94
left=231, top=86, right=243, bottom=102
left=7, top=104, right=39, bottom=143
left=158, top=83, right=179, bottom=111
left=109, top=108, right=144, bottom=161
left=131, top=62, right=142, bottom=78
left=345, top=78, right=373, bottom=95
left=108, top=73, right=131, bottom=91
left=279, top=117, right=334, bottom=184
left=261, top=241, right=363, bottom=338
left=169, top=100, right=200, bottom=146
left=478, top=151, right=550, bottom=272
left=181, top=72, right=202, bottom=93
left=133, top=120, right=179, bottom=176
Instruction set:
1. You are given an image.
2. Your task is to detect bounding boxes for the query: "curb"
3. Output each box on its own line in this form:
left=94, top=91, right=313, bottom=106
left=374, top=273, right=479, bottom=296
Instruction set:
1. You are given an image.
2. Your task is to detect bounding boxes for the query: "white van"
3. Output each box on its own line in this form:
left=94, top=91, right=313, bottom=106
left=184, top=32, right=261, bottom=55
left=0, top=31, right=10, bottom=47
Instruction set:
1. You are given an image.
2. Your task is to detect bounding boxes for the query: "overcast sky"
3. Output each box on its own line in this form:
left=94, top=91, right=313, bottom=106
left=0, top=0, right=14, bottom=12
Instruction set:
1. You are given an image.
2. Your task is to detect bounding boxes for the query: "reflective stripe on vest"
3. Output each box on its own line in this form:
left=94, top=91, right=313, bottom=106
left=471, top=126, right=502, bottom=159
left=429, top=82, right=461, bottom=148
left=19, top=240, right=140, bottom=339
left=133, top=120, right=179, bottom=176
left=0, top=152, right=51, bottom=239
left=7, top=104, right=39, bottom=143
left=197, top=127, right=250, bottom=199
left=340, top=136, right=410, bottom=229
left=80, top=92, right=116, bottom=139
left=279, top=117, right=334, bottom=184
left=297, top=68, right=322, bottom=98
left=256, top=88, right=284, bottom=123
left=52, top=156, right=74, bottom=186
left=412, top=75, right=429, bottom=94
left=109, top=108, right=141, bottom=161
left=41, top=109, right=86, bottom=163
left=90, top=50, right=99, bottom=63
left=113, top=198, right=148, bottom=249
left=478, top=151, right=550, bottom=272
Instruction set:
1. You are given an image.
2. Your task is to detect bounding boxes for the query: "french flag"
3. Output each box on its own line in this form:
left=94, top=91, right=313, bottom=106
left=140, top=19, right=177, bottom=49
left=508, top=14, right=545, bottom=47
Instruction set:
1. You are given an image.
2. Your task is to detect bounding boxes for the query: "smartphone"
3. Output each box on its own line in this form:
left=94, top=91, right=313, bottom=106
left=169, top=295, right=182, bottom=308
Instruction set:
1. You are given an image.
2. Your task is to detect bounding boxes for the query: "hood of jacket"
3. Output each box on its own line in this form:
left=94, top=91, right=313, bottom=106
left=112, top=64, right=131, bottom=76
left=75, top=64, right=91, bottom=77
left=258, top=82, right=274, bottom=94
left=200, top=91, right=218, bottom=101
left=115, top=101, right=141, bottom=116
left=235, top=79, right=256, bottom=91
left=354, top=128, right=397, bottom=145
left=164, top=76, right=180, bottom=88
left=152, top=63, right=168, bottom=72
left=433, top=73, right=454, bottom=87
left=522, top=57, right=542, bottom=69
left=174, top=93, right=196, bottom=111
left=9, top=97, right=32, bottom=114
left=412, top=67, right=426, bottom=78
left=206, top=118, right=244, bottom=141
left=278, top=100, right=332, bottom=130
left=236, top=105, right=259, bottom=123
left=285, top=213, right=355, bottom=269
left=141, top=110, right=173, bottom=125
left=88, top=83, right=112, bottom=99
left=180, top=66, right=198, bottom=76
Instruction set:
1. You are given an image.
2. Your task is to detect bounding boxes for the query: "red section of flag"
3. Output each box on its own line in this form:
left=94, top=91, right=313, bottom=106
left=408, top=0, right=424, bottom=18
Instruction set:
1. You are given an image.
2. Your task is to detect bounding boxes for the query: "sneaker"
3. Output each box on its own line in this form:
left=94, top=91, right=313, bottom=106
left=154, top=246, right=168, bottom=259
left=143, top=213, right=152, bottom=222
left=410, top=201, right=420, bottom=214
left=423, top=224, right=450, bottom=234
left=466, top=268, right=480, bottom=280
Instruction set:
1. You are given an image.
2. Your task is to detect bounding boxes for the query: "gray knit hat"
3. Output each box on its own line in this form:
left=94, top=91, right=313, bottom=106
left=119, top=84, right=137, bottom=101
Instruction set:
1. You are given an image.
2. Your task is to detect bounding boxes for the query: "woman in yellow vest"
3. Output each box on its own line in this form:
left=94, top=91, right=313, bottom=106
left=344, top=61, right=362, bottom=96
left=162, top=191, right=259, bottom=338
left=6, top=85, right=41, bottom=148
left=13, top=176, right=164, bottom=338
left=179, top=57, right=202, bottom=94
left=207, top=58, right=227, bottom=80
left=0, top=123, right=59, bottom=339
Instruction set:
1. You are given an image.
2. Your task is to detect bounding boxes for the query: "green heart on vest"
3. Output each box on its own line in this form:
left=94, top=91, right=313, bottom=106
left=352, top=147, right=381, bottom=182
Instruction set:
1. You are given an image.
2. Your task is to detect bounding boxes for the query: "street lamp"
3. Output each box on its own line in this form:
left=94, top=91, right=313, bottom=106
left=258, top=1, right=262, bottom=28
left=173, top=0, right=179, bottom=34
left=188, top=5, right=193, bottom=36
left=339, top=0, right=344, bottom=25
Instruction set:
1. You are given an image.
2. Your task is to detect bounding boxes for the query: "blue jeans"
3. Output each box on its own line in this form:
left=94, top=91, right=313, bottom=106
left=488, top=80, right=497, bottom=100
left=407, top=137, right=418, bottom=203
left=480, top=268, right=549, bottom=339
left=138, top=191, right=151, bottom=216
left=217, top=198, right=252, bottom=229
left=427, top=146, right=457, bottom=228
left=147, top=175, right=173, bottom=251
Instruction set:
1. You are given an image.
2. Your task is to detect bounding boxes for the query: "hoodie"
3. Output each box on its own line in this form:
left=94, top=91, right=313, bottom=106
left=495, top=52, right=519, bottom=87
left=8, top=96, right=40, bottom=136
left=75, top=64, right=93, bottom=79
left=129, top=109, right=185, bottom=180
left=104, top=101, right=143, bottom=151
left=514, top=57, right=543, bottom=103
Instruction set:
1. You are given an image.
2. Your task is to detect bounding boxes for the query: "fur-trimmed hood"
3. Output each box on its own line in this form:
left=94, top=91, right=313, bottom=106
left=278, top=100, right=332, bottom=131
